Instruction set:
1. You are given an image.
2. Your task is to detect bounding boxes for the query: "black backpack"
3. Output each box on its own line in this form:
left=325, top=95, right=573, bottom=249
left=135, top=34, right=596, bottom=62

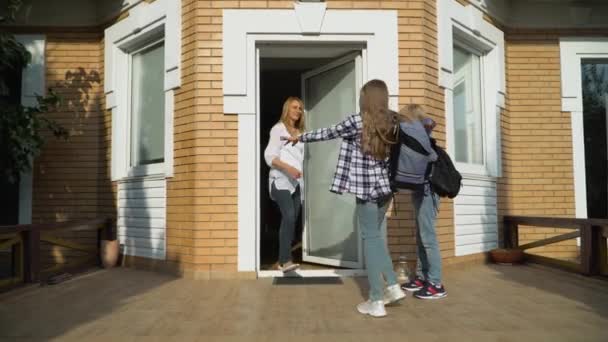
left=428, top=138, right=462, bottom=198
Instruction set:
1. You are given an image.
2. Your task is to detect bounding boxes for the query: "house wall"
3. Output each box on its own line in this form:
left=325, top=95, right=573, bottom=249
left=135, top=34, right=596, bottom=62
left=31, top=31, right=112, bottom=270
left=25, top=0, right=606, bottom=276
left=162, top=0, right=447, bottom=278
left=499, top=28, right=608, bottom=260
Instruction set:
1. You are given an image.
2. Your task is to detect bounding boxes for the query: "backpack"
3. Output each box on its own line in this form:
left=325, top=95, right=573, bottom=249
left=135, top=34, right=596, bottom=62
left=389, top=121, right=437, bottom=192
left=428, top=138, right=462, bottom=199
left=389, top=122, right=462, bottom=198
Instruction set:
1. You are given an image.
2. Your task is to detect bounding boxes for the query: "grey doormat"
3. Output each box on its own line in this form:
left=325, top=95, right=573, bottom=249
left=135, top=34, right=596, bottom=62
left=272, top=277, right=343, bottom=286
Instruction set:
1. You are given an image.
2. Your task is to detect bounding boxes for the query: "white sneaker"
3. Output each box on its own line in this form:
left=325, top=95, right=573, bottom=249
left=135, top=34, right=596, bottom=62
left=356, top=300, right=387, bottom=317
left=278, top=261, right=299, bottom=273
left=383, top=284, right=406, bottom=305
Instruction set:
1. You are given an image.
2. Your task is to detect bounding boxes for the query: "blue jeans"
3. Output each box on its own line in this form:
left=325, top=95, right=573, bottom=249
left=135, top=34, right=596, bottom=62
left=412, top=184, right=442, bottom=284
left=271, top=183, right=301, bottom=264
left=357, top=197, right=398, bottom=301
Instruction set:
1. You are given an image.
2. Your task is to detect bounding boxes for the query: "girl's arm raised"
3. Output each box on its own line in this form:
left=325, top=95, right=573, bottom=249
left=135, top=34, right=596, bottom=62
left=283, top=115, right=359, bottom=144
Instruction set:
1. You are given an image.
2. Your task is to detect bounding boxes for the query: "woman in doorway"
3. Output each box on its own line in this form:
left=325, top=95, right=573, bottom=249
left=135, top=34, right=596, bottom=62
left=264, top=96, right=305, bottom=273
left=283, top=80, right=406, bottom=317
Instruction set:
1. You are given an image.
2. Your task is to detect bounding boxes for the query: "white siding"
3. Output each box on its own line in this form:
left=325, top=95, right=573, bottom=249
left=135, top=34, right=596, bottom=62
left=454, top=178, right=498, bottom=256
left=117, top=177, right=166, bottom=260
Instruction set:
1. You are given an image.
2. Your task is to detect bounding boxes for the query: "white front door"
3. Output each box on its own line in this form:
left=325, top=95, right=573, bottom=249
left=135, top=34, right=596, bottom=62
left=301, top=53, right=363, bottom=268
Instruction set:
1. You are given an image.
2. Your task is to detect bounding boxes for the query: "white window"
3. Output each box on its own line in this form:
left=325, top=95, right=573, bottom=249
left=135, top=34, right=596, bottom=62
left=452, top=43, right=484, bottom=165
left=129, top=40, right=165, bottom=169
left=104, top=0, right=181, bottom=180
left=437, top=0, right=505, bottom=177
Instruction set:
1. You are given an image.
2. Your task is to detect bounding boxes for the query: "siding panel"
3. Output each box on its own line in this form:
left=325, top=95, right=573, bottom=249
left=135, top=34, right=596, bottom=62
left=455, top=178, right=498, bottom=255
left=118, top=177, right=166, bottom=260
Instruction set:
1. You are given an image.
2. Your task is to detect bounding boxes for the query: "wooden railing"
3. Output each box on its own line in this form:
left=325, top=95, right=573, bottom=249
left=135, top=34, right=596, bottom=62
left=0, top=232, right=24, bottom=288
left=504, top=216, right=608, bottom=276
left=0, top=218, right=114, bottom=287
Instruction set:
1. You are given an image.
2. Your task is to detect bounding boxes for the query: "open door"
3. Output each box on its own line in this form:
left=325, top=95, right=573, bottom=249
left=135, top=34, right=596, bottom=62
left=301, top=52, right=363, bottom=268
left=581, top=61, right=608, bottom=219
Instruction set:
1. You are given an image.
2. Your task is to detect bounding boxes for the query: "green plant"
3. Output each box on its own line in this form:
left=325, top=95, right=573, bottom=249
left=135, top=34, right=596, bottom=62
left=0, top=91, right=69, bottom=183
left=0, top=0, right=68, bottom=184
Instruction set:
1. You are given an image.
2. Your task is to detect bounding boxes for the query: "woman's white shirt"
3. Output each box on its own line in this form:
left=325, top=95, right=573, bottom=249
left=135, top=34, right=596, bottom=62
left=264, top=122, right=304, bottom=198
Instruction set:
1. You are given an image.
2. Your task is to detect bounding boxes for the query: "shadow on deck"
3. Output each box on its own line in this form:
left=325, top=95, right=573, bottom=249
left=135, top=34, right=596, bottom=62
left=0, top=264, right=606, bottom=341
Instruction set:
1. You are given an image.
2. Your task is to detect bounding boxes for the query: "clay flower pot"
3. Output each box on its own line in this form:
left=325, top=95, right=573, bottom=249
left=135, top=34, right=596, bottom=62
left=100, top=239, right=119, bottom=268
left=489, top=248, right=525, bottom=265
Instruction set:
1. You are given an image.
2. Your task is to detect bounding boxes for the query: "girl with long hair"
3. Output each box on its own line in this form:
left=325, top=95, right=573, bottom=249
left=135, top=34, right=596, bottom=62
left=264, top=96, right=305, bottom=273
left=283, top=80, right=406, bottom=317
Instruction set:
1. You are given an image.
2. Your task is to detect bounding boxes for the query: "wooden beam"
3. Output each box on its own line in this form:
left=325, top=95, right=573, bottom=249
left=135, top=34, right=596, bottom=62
left=518, top=231, right=580, bottom=251
left=601, top=226, right=608, bottom=239
left=0, top=237, right=21, bottom=250
left=22, top=229, right=40, bottom=283
left=524, top=253, right=582, bottom=274
left=0, top=277, right=22, bottom=289
left=503, top=220, right=519, bottom=249
left=40, top=236, right=97, bottom=254
left=580, top=225, right=602, bottom=276
left=594, top=227, right=608, bottom=276
left=504, top=216, right=608, bottom=229
left=0, top=218, right=108, bottom=235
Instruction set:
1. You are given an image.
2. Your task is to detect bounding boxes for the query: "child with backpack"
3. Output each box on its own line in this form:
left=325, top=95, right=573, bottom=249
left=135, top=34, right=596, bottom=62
left=283, top=79, right=406, bottom=317
left=395, top=104, right=448, bottom=299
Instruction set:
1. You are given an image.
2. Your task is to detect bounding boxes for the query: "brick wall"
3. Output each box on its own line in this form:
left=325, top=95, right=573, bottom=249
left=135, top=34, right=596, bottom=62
left=163, top=0, right=449, bottom=277
left=31, top=1, right=608, bottom=276
left=499, top=28, right=608, bottom=260
left=33, top=31, right=111, bottom=270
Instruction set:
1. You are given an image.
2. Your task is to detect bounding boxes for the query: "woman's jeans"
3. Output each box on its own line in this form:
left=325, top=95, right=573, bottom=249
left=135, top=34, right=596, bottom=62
left=412, top=184, right=442, bottom=284
left=271, top=183, right=301, bottom=264
left=357, top=197, right=398, bottom=301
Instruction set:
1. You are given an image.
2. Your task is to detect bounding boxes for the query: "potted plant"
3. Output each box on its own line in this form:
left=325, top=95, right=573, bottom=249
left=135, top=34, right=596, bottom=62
left=101, top=239, right=120, bottom=268
left=489, top=248, right=525, bottom=265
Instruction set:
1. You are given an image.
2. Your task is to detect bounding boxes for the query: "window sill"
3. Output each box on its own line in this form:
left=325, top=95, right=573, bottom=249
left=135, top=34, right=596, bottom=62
left=455, top=162, right=492, bottom=179
left=126, top=163, right=165, bottom=179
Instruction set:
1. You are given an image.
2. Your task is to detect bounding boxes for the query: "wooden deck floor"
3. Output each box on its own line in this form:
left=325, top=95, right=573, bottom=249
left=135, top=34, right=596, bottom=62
left=0, top=264, right=607, bottom=341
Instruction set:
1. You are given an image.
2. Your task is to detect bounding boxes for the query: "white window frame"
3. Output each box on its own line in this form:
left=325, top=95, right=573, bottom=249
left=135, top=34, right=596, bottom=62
left=438, top=0, right=505, bottom=178
left=15, top=34, right=46, bottom=224
left=104, top=0, right=181, bottom=180
left=452, top=40, right=487, bottom=172
left=126, top=38, right=166, bottom=178
left=559, top=37, right=608, bottom=218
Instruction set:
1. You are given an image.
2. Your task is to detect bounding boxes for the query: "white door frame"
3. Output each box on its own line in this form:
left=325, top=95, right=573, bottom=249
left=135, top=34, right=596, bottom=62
left=257, top=47, right=367, bottom=278
left=559, top=37, right=608, bottom=218
left=222, top=6, right=399, bottom=275
left=15, top=35, right=46, bottom=225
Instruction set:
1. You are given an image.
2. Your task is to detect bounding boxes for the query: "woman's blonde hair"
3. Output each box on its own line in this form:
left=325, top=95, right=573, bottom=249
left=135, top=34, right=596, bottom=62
left=360, top=79, right=398, bottom=159
left=398, top=104, right=426, bottom=123
left=279, top=96, right=305, bottom=132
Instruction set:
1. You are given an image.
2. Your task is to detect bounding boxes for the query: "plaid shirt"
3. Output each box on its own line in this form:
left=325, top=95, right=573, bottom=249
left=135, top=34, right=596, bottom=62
left=300, top=114, right=392, bottom=201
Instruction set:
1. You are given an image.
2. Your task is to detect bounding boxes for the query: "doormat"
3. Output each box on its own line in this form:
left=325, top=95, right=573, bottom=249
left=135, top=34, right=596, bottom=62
left=272, top=277, right=343, bottom=286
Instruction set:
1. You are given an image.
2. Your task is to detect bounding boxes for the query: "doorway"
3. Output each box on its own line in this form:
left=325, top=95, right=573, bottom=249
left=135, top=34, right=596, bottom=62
left=257, top=45, right=366, bottom=276
left=0, top=66, right=22, bottom=226
left=581, top=61, right=608, bottom=219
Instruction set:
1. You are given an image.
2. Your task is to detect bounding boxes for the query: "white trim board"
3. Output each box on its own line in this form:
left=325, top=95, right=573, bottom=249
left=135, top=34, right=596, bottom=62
left=15, top=34, right=46, bottom=225
left=258, top=269, right=367, bottom=278
left=559, top=38, right=608, bottom=219
left=224, top=5, right=399, bottom=272
left=438, top=0, right=504, bottom=256
left=104, top=0, right=180, bottom=180
left=222, top=6, right=399, bottom=115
